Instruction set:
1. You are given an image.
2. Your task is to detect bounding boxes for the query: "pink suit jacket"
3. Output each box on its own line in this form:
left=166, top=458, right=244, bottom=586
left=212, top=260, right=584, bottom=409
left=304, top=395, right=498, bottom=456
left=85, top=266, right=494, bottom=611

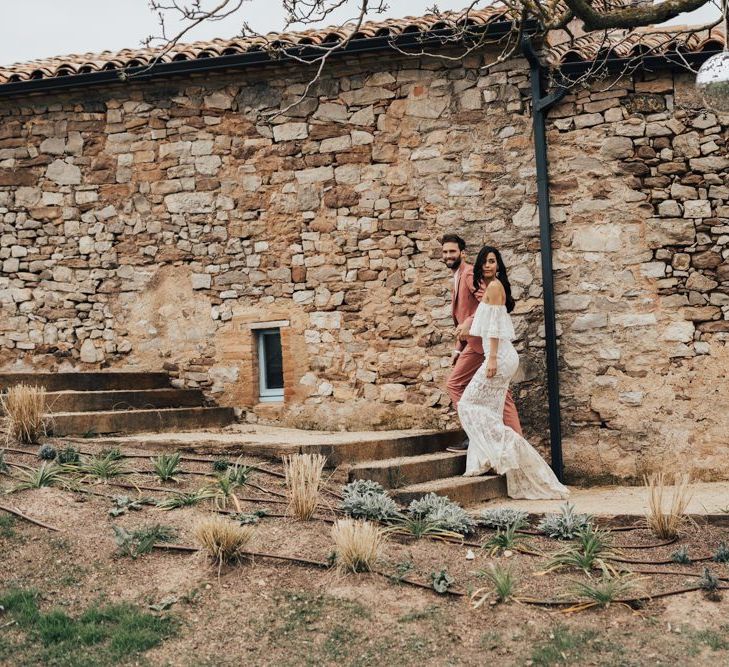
left=451, top=262, right=485, bottom=355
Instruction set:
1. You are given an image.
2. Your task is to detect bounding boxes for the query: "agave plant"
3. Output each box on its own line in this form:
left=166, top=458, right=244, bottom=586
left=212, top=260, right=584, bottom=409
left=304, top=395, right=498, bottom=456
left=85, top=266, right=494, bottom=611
left=385, top=516, right=462, bottom=542
left=155, top=487, right=216, bottom=511
left=430, top=569, right=455, bottom=594
left=208, top=473, right=242, bottom=512
left=482, top=523, right=526, bottom=556
left=212, top=458, right=230, bottom=473
left=570, top=573, right=638, bottom=608
left=151, top=452, right=182, bottom=483
left=12, top=462, right=67, bottom=492
left=72, top=450, right=128, bottom=482
left=472, top=564, right=517, bottom=608
left=545, top=526, right=618, bottom=575
left=224, top=458, right=253, bottom=486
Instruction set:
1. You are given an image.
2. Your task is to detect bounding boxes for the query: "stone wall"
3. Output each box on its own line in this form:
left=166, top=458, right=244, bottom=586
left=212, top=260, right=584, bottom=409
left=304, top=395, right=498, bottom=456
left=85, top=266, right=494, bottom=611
left=548, top=71, right=729, bottom=481
left=0, top=48, right=728, bottom=480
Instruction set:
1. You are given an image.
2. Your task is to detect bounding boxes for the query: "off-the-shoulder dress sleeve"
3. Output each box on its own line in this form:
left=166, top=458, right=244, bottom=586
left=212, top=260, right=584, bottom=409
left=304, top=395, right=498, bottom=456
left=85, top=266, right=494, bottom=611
left=469, top=303, right=515, bottom=341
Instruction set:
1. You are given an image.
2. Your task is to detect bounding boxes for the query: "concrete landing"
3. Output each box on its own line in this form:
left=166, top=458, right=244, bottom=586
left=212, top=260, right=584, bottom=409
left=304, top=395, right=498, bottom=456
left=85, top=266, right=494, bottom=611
left=474, top=481, right=729, bottom=517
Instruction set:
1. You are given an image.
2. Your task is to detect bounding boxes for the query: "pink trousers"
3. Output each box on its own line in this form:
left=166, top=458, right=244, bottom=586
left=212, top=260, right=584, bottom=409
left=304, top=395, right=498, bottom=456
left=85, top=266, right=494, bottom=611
left=446, top=344, right=523, bottom=436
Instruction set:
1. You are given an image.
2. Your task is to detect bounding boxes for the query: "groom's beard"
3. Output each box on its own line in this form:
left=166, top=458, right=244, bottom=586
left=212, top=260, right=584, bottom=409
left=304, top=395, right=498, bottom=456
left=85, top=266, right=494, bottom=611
left=445, top=257, right=461, bottom=271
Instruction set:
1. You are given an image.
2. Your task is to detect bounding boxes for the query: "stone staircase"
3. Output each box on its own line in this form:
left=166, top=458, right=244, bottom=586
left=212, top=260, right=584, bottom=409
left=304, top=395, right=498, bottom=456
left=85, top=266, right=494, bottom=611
left=0, top=372, right=235, bottom=436
left=345, top=431, right=507, bottom=506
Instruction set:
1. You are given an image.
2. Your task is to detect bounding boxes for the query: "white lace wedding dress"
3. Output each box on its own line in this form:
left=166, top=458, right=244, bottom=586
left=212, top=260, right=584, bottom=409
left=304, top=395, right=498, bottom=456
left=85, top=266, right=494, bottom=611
left=458, top=303, right=569, bottom=500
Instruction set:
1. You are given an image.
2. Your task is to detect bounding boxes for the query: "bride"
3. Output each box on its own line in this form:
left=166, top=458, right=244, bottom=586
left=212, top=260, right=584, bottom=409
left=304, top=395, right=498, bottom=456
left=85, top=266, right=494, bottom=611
left=457, top=245, right=569, bottom=500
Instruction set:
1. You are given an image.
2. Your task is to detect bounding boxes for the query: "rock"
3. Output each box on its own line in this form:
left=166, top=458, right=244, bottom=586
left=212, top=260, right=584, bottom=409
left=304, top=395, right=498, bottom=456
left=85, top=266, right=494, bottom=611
left=644, top=218, right=695, bottom=248
left=46, top=159, right=81, bottom=185
left=685, top=272, right=718, bottom=292
left=574, top=113, right=603, bottom=128
left=663, top=321, right=695, bottom=342
left=164, top=192, right=215, bottom=213
left=80, top=339, right=99, bottom=363
left=600, top=136, right=633, bottom=159
left=692, top=251, right=722, bottom=269
left=203, top=90, right=233, bottom=109
left=571, top=313, right=607, bottom=331
left=683, top=200, right=712, bottom=218
left=658, top=200, right=681, bottom=217
left=191, top=273, right=211, bottom=289
left=272, top=122, right=308, bottom=142
left=672, top=131, right=701, bottom=158
left=572, top=226, right=621, bottom=252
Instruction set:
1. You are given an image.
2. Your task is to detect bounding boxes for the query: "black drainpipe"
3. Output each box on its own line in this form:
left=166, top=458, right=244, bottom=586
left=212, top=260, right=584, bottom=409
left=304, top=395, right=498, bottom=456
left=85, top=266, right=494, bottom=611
left=520, top=35, right=567, bottom=482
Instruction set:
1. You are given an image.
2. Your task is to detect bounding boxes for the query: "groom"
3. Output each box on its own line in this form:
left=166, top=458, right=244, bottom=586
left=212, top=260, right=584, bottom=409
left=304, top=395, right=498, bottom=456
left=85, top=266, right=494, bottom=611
left=441, top=233, right=522, bottom=451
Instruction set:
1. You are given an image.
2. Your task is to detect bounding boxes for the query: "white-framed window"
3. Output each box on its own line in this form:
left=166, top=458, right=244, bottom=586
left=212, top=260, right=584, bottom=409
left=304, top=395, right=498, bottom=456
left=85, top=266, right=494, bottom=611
left=256, top=328, right=284, bottom=402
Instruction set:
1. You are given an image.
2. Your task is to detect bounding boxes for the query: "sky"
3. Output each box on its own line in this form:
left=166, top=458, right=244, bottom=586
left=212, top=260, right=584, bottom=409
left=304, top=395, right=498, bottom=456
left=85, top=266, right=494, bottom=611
left=0, top=0, right=721, bottom=67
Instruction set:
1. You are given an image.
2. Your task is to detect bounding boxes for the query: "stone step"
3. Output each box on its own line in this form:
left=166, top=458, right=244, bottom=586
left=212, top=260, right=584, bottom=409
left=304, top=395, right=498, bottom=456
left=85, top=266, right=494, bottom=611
left=393, top=474, right=507, bottom=506
left=44, top=388, right=205, bottom=413
left=0, top=372, right=171, bottom=392
left=313, top=429, right=465, bottom=465
left=48, top=406, right=235, bottom=436
left=348, top=451, right=467, bottom=489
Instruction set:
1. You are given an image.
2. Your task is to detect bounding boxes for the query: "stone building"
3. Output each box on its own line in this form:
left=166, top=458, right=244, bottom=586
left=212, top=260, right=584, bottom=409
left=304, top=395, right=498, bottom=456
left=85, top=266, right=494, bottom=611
left=0, top=9, right=728, bottom=481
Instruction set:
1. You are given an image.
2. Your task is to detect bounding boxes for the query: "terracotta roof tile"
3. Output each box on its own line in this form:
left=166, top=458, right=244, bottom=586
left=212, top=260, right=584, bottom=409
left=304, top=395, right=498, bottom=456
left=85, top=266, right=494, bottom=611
left=0, top=6, right=725, bottom=86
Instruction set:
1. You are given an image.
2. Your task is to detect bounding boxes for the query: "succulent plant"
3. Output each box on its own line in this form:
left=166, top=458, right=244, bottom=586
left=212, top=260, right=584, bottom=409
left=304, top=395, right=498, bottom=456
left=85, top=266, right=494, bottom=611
left=408, top=493, right=475, bottom=535
left=479, top=507, right=529, bottom=531
left=430, top=569, right=455, bottom=594
left=670, top=545, right=691, bottom=564
left=37, top=444, right=57, bottom=461
left=340, top=479, right=401, bottom=522
left=57, top=446, right=80, bottom=465
left=713, top=541, right=729, bottom=563
left=537, top=503, right=592, bottom=540
left=0, top=449, right=8, bottom=473
left=212, top=458, right=230, bottom=473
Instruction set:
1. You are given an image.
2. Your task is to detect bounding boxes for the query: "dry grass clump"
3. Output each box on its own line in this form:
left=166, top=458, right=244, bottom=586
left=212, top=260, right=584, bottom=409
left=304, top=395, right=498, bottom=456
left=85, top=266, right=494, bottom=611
left=331, top=519, right=385, bottom=573
left=644, top=472, right=692, bottom=539
left=194, top=516, right=255, bottom=565
left=282, top=453, right=326, bottom=520
left=1, top=384, right=47, bottom=445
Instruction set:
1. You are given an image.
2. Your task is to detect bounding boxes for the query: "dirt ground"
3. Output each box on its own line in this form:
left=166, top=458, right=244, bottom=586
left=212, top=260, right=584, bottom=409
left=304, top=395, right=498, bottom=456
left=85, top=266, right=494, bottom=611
left=2, top=440, right=729, bottom=667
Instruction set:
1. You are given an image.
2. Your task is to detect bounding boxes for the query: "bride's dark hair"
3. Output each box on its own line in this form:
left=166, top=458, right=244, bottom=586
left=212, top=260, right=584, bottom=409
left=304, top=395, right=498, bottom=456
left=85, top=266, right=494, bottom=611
left=473, top=245, right=516, bottom=313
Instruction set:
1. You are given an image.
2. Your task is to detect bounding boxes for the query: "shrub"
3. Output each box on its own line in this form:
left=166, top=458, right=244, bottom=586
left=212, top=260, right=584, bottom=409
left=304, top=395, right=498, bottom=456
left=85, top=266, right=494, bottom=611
left=331, top=519, right=384, bottom=573
left=407, top=493, right=475, bottom=535
left=644, top=472, right=691, bottom=539
left=479, top=508, right=529, bottom=531
left=537, top=503, right=592, bottom=539
left=1, top=384, right=47, bottom=444
left=282, top=453, right=326, bottom=520
left=194, top=516, right=255, bottom=565
left=340, top=479, right=401, bottom=522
